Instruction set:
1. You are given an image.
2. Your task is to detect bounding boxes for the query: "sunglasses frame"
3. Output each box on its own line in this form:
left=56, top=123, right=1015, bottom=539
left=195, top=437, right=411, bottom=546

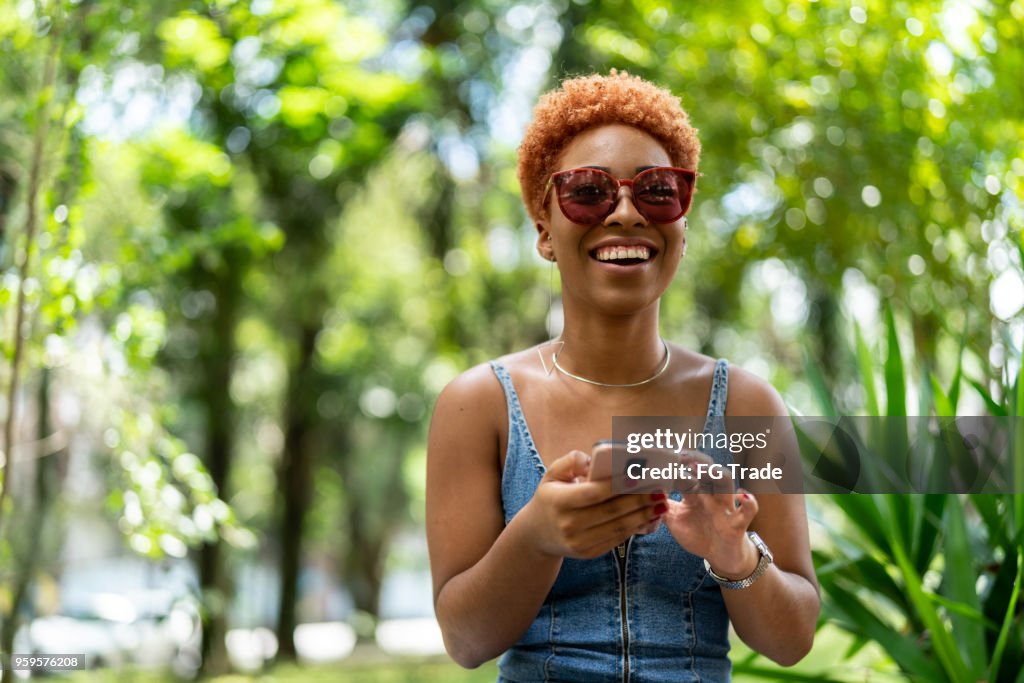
left=543, top=166, right=697, bottom=225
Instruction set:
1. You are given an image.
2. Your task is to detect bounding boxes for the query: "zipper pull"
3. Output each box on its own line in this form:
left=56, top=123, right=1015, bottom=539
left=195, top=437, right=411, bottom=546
left=617, top=543, right=626, bottom=558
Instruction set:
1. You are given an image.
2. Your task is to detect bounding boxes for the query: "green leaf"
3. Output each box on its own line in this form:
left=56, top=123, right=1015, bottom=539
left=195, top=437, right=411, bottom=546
left=884, top=495, right=915, bottom=557
left=818, top=571, right=943, bottom=678
left=943, top=496, right=988, bottom=678
left=971, top=495, right=1010, bottom=548
left=842, top=635, right=869, bottom=659
left=924, top=593, right=997, bottom=630
left=967, top=377, right=1008, bottom=417
left=889, top=530, right=973, bottom=681
left=948, top=328, right=965, bottom=413
left=989, top=548, right=1023, bottom=682
left=802, top=347, right=836, bottom=416
left=883, top=305, right=906, bottom=417
left=815, top=551, right=909, bottom=613
left=826, top=494, right=890, bottom=555
left=931, top=373, right=955, bottom=418
left=912, top=494, right=947, bottom=576
left=854, top=321, right=879, bottom=415
left=1012, top=364, right=1024, bottom=534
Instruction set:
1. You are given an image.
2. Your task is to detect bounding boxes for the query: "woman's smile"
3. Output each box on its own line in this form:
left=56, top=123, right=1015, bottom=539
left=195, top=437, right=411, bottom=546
left=590, top=238, right=658, bottom=273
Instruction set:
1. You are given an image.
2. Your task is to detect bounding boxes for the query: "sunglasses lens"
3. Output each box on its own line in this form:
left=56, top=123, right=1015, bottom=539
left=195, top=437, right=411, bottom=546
left=634, top=169, right=693, bottom=223
left=555, top=169, right=617, bottom=223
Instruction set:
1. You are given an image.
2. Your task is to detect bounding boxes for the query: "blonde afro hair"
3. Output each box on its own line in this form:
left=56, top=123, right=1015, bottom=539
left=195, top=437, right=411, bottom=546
left=518, top=70, right=701, bottom=223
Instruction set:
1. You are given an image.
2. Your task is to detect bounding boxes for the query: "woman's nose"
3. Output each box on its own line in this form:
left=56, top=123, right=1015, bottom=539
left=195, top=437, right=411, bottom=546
left=604, top=186, right=647, bottom=227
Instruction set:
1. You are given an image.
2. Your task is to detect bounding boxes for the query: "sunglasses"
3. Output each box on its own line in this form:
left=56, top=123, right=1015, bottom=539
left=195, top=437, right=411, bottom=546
left=544, top=166, right=696, bottom=225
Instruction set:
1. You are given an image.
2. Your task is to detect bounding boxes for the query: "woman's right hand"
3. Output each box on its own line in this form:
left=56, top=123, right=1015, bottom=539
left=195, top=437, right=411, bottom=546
left=522, top=450, right=667, bottom=560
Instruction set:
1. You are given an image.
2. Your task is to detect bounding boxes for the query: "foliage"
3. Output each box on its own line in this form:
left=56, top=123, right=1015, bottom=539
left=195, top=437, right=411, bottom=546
left=1, top=0, right=1022, bottom=677
left=550, top=0, right=1023, bottom=391
left=0, top=0, right=234, bottom=556
left=806, top=309, right=1024, bottom=682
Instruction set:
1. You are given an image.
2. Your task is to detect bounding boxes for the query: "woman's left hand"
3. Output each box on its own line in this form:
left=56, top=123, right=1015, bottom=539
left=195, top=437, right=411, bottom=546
left=660, top=461, right=760, bottom=578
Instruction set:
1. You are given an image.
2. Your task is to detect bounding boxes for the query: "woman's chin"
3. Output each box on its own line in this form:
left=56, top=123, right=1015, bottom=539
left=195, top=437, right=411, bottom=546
left=579, top=289, right=664, bottom=317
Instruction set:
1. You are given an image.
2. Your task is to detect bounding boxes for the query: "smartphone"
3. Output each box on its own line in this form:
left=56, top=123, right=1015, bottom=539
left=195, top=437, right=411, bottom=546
left=590, top=439, right=681, bottom=493
left=588, top=440, right=630, bottom=482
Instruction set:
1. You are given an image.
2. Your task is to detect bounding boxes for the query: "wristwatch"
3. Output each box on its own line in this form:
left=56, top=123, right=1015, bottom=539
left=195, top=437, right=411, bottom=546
left=703, top=531, right=774, bottom=590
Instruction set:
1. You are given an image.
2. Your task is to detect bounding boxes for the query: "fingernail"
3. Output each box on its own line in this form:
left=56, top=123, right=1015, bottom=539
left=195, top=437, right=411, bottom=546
left=654, top=502, right=668, bottom=515
left=742, top=492, right=752, bottom=500
left=650, top=492, right=667, bottom=501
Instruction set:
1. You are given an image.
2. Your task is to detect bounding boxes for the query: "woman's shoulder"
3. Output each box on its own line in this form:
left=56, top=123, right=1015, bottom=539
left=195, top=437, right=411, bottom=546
left=432, top=347, right=543, bottom=418
left=668, top=345, right=787, bottom=417
left=722, top=360, right=788, bottom=418
left=434, top=361, right=503, bottom=414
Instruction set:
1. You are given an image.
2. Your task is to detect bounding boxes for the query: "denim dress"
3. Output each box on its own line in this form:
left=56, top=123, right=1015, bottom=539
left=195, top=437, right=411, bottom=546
left=490, top=359, right=734, bottom=683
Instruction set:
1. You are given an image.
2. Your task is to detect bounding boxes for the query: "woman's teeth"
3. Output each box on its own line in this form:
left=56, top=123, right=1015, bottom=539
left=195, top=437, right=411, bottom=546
left=594, top=245, right=651, bottom=262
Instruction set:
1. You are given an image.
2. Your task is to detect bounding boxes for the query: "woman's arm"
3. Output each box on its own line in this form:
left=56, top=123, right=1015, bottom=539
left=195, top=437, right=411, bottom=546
left=716, top=492, right=819, bottom=665
left=426, top=364, right=664, bottom=668
left=663, top=368, right=819, bottom=666
left=714, top=369, right=819, bottom=665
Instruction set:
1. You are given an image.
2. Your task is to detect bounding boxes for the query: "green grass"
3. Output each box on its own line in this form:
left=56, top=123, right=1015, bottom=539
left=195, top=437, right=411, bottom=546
left=65, top=657, right=500, bottom=683
left=65, top=625, right=898, bottom=683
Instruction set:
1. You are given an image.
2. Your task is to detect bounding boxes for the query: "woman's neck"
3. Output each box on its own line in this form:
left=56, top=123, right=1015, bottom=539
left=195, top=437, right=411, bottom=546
left=554, top=305, right=666, bottom=386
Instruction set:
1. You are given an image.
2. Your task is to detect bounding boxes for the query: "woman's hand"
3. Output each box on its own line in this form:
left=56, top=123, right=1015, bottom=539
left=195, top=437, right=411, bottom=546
left=522, top=450, right=667, bottom=560
left=661, top=455, right=760, bottom=578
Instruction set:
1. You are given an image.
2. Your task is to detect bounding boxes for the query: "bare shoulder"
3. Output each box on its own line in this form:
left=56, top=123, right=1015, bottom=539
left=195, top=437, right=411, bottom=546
left=725, top=363, right=788, bottom=417
left=432, top=361, right=506, bottom=427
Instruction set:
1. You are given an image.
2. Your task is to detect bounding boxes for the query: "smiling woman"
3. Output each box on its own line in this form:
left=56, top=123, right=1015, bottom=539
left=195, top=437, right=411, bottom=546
left=426, top=71, right=819, bottom=682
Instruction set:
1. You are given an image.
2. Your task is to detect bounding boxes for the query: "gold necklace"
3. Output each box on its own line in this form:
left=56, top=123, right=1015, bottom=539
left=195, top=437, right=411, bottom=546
left=550, top=339, right=671, bottom=388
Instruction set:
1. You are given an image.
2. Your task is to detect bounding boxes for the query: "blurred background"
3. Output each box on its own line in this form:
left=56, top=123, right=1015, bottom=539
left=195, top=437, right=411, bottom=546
left=0, top=0, right=1022, bottom=680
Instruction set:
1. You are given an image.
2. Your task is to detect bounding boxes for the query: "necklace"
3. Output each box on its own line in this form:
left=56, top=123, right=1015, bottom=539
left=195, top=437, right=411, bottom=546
left=550, top=339, right=671, bottom=388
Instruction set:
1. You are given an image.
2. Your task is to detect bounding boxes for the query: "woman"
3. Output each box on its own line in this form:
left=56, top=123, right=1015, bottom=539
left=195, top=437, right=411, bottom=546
left=426, top=71, right=819, bottom=682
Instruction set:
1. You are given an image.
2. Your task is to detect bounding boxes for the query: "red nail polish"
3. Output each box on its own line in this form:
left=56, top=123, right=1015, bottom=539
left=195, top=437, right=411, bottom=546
left=651, top=492, right=667, bottom=501
left=654, top=502, right=668, bottom=515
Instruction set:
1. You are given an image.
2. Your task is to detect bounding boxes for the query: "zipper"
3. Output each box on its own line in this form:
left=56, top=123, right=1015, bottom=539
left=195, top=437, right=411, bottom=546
left=614, top=537, right=633, bottom=683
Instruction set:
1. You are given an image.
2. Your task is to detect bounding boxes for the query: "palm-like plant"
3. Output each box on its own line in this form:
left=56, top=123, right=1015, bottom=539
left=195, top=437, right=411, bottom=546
left=805, top=309, right=1023, bottom=682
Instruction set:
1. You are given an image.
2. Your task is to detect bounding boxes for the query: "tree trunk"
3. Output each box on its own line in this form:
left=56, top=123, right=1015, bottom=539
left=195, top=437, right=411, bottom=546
left=1, top=370, right=59, bottom=668
left=339, top=429, right=410, bottom=640
left=274, top=323, right=319, bottom=660
left=197, top=252, right=242, bottom=675
left=0, top=11, right=60, bottom=533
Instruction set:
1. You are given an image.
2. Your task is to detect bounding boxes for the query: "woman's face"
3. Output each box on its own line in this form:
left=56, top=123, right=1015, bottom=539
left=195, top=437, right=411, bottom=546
left=537, top=124, right=688, bottom=316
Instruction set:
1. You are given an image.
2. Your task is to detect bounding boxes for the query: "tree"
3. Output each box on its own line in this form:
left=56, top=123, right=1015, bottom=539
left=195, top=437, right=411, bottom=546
left=550, top=0, right=1020, bottom=395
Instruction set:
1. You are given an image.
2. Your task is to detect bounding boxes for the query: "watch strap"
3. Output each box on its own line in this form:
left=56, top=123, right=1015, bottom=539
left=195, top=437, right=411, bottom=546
left=703, top=531, right=773, bottom=590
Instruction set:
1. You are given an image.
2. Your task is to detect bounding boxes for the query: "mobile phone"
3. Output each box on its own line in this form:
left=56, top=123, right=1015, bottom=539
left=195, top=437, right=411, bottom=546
left=588, top=440, right=621, bottom=481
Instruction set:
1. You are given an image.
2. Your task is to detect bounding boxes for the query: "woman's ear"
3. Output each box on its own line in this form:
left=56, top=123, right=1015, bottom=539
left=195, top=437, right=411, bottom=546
left=536, top=223, right=556, bottom=262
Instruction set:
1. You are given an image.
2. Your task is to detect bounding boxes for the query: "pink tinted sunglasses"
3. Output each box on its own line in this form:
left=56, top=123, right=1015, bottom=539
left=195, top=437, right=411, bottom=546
left=544, top=166, right=696, bottom=224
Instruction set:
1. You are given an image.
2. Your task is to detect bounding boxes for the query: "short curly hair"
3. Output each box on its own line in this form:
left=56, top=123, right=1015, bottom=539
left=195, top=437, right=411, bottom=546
left=517, top=70, right=701, bottom=223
